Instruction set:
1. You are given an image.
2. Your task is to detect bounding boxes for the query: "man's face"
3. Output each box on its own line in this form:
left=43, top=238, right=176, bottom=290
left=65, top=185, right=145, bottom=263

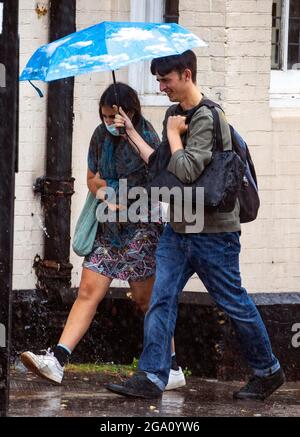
left=156, top=71, right=186, bottom=102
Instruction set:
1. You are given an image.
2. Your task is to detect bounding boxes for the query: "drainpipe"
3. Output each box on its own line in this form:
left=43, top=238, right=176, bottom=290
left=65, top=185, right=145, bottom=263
left=0, top=0, right=19, bottom=417
left=33, top=0, right=76, bottom=304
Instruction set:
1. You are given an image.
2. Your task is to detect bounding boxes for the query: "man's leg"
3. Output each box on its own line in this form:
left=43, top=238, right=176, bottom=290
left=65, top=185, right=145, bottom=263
left=137, top=226, right=194, bottom=389
left=189, top=232, right=283, bottom=399
left=106, top=225, right=193, bottom=398
left=129, top=276, right=186, bottom=390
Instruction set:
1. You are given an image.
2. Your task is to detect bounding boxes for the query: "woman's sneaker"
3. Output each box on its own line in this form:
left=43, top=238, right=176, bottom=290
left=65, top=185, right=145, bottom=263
left=20, top=348, right=64, bottom=384
left=165, top=366, right=186, bottom=390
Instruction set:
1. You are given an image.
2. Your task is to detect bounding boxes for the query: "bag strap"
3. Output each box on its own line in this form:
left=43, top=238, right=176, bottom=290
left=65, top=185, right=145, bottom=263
left=178, top=98, right=225, bottom=152
left=208, top=106, right=224, bottom=153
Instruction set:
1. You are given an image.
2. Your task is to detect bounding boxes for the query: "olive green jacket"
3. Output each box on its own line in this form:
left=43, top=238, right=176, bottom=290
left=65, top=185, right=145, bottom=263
left=162, top=99, right=241, bottom=234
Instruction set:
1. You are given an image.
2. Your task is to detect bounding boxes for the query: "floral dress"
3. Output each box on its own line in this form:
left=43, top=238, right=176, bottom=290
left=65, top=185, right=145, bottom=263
left=83, top=116, right=163, bottom=281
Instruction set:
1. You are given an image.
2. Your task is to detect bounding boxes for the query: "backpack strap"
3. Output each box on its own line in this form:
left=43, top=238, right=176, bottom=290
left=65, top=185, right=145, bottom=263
left=207, top=106, right=224, bottom=153
left=173, top=98, right=226, bottom=152
left=184, top=98, right=225, bottom=152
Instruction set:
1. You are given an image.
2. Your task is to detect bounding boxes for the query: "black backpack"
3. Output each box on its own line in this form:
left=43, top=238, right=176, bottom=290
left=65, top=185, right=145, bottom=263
left=229, top=125, right=260, bottom=223
left=147, top=99, right=260, bottom=223
left=199, top=99, right=260, bottom=223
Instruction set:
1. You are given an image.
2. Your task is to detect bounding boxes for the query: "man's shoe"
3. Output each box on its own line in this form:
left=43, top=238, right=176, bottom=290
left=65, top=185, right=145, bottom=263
left=20, top=349, right=64, bottom=384
left=233, top=368, right=285, bottom=401
left=165, top=366, right=186, bottom=390
left=106, top=371, right=163, bottom=399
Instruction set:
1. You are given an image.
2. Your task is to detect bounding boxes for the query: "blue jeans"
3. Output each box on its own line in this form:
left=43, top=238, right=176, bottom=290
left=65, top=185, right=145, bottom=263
left=138, top=224, right=280, bottom=390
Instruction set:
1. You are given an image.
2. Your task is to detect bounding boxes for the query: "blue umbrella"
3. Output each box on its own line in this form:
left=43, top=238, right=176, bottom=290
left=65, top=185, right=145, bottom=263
left=20, top=21, right=207, bottom=83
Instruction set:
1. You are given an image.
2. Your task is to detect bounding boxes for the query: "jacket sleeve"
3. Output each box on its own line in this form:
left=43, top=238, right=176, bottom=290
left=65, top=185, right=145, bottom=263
left=167, top=107, right=214, bottom=184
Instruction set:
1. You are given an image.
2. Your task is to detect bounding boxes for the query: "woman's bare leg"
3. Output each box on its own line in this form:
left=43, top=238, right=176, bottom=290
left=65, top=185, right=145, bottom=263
left=129, top=276, right=175, bottom=354
left=58, top=268, right=112, bottom=351
left=129, top=276, right=154, bottom=314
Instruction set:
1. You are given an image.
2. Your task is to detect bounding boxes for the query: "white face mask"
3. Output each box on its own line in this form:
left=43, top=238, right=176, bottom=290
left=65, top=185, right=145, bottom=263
left=105, top=122, right=120, bottom=136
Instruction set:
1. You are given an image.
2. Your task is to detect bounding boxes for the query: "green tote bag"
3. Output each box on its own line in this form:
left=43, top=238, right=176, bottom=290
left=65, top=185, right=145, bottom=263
left=72, top=191, right=99, bottom=256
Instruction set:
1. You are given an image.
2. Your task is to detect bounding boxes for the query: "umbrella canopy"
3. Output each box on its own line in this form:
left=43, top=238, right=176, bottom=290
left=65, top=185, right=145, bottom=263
left=19, top=21, right=207, bottom=82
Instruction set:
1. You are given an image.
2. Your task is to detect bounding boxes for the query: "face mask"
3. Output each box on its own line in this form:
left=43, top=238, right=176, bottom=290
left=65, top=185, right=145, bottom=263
left=105, top=122, right=120, bottom=137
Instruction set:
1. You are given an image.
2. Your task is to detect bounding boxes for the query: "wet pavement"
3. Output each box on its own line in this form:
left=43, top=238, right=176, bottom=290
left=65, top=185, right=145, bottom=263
left=8, top=369, right=300, bottom=417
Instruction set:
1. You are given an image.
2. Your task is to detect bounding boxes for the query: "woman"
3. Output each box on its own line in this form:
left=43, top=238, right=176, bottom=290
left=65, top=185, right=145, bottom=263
left=20, top=83, right=186, bottom=391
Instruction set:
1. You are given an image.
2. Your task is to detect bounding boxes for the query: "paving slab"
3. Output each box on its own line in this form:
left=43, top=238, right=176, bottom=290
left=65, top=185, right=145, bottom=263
left=8, top=370, right=300, bottom=417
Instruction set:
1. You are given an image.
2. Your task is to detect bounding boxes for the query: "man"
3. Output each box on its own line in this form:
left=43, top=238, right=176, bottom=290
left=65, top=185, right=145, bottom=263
left=107, top=50, right=284, bottom=400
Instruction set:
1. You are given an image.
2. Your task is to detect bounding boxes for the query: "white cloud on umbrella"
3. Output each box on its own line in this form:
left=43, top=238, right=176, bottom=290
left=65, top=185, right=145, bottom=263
left=61, top=53, right=130, bottom=68
left=144, top=44, right=174, bottom=55
left=171, top=33, right=207, bottom=48
left=109, top=27, right=155, bottom=42
left=43, top=37, right=72, bottom=56
left=70, top=41, right=93, bottom=48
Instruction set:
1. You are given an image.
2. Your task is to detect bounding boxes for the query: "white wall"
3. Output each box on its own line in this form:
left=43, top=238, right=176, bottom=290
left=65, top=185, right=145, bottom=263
left=16, top=0, right=300, bottom=294
left=15, top=0, right=50, bottom=290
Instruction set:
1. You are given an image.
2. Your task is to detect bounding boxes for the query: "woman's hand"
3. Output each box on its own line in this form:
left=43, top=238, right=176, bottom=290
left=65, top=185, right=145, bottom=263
left=113, top=106, right=134, bottom=132
left=95, top=172, right=107, bottom=188
left=104, top=201, right=126, bottom=212
left=96, top=187, right=126, bottom=212
left=104, top=201, right=120, bottom=212
left=167, top=115, right=188, bottom=137
left=87, top=170, right=106, bottom=195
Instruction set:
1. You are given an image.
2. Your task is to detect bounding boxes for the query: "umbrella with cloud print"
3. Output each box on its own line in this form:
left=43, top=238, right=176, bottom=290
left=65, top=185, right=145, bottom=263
left=20, top=21, right=207, bottom=111
left=20, top=21, right=206, bottom=82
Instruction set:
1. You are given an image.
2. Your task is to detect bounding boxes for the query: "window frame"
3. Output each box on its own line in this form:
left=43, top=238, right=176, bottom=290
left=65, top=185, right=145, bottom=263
left=0, top=2, right=3, bottom=34
left=129, top=0, right=171, bottom=106
left=270, top=0, right=300, bottom=107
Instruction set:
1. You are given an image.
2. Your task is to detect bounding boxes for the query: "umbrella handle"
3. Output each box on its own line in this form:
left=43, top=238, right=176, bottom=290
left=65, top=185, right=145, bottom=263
left=112, top=71, right=126, bottom=135
left=117, top=123, right=126, bottom=136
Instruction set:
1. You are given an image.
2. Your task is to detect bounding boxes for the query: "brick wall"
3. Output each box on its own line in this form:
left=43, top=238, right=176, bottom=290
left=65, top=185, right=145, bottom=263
left=15, top=0, right=50, bottom=289
left=16, top=0, right=300, bottom=294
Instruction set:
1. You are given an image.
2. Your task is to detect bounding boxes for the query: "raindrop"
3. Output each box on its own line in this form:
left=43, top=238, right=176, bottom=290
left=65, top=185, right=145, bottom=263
left=36, top=215, right=50, bottom=238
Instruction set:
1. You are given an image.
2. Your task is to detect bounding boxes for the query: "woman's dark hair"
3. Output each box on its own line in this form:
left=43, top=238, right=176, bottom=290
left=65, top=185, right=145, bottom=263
left=151, top=50, right=197, bottom=83
left=99, top=82, right=141, bottom=126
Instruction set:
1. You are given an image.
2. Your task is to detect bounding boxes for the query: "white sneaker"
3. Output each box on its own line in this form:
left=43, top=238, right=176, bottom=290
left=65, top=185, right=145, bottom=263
left=20, top=348, right=64, bottom=384
left=165, top=366, right=186, bottom=391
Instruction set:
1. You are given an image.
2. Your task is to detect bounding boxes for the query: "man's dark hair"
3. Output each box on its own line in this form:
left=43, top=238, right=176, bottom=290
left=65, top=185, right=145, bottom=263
left=150, top=50, right=197, bottom=83
left=99, top=82, right=142, bottom=126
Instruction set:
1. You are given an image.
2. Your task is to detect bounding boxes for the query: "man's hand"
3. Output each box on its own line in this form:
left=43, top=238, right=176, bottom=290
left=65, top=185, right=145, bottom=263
left=167, top=115, right=188, bottom=137
left=167, top=115, right=187, bottom=154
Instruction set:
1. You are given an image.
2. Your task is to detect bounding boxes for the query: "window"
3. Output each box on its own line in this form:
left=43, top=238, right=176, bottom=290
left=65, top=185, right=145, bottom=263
left=271, top=0, right=300, bottom=70
left=288, top=0, right=300, bottom=69
left=271, top=0, right=283, bottom=69
left=270, top=0, right=300, bottom=107
left=129, top=0, right=179, bottom=105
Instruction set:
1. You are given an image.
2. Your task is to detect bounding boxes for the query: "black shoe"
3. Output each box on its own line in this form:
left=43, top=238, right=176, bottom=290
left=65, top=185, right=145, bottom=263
left=106, top=371, right=163, bottom=399
left=233, top=368, right=285, bottom=401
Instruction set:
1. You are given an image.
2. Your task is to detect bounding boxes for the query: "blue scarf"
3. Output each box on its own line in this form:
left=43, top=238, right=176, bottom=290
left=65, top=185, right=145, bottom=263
left=88, top=116, right=160, bottom=247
